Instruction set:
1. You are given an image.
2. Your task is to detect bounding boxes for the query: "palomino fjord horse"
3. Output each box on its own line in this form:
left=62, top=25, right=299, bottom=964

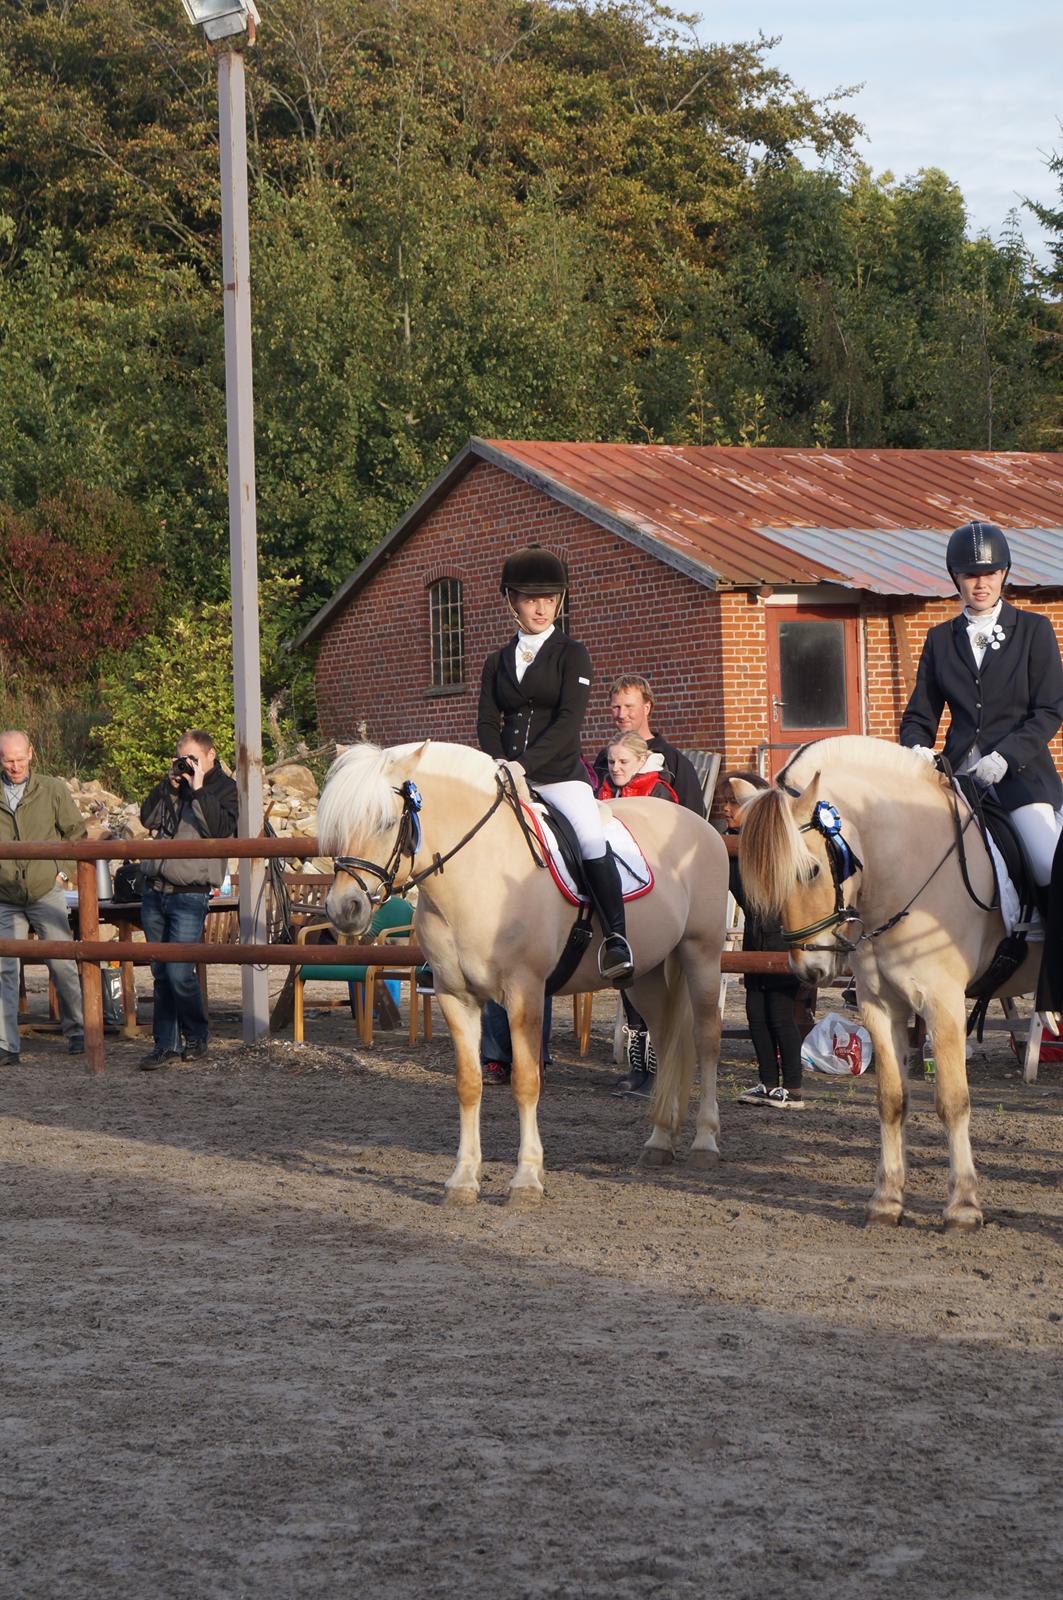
left=738, top=736, right=1041, bottom=1230
left=318, top=740, right=729, bottom=1204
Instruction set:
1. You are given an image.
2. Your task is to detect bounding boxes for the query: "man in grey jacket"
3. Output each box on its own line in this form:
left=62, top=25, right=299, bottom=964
left=0, top=729, right=86, bottom=1064
left=138, top=730, right=238, bottom=1069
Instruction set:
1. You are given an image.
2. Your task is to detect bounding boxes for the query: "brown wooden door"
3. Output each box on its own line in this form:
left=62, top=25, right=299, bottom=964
left=764, top=607, right=862, bottom=777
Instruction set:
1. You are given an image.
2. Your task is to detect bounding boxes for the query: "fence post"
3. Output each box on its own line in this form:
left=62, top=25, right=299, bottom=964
left=76, top=860, right=105, bottom=1075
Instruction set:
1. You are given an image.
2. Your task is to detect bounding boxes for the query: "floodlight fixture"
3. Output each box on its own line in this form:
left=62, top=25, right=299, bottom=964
left=180, top=0, right=259, bottom=43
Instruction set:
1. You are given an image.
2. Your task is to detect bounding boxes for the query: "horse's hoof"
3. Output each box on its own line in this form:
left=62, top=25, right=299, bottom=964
left=639, top=1146, right=675, bottom=1169
left=507, top=1184, right=544, bottom=1208
left=944, top=1209, right=983, bottom=1233
left=686, top=1147, right=721, bottom=1172
left=865, top=1201, right=903, bottom=1227
left=443, top=1185, right=478, bottom=1208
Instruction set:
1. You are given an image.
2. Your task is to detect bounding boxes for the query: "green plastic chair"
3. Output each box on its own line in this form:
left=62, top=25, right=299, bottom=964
left=293, top=897, right=417, bottom=1044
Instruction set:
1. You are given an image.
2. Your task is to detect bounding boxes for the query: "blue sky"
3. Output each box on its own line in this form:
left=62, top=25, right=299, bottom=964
left=702, top=1, right=1061, bottom=262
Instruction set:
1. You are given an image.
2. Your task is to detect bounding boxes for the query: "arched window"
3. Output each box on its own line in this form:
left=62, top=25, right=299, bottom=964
left=429, top=578, right=464, bottom=687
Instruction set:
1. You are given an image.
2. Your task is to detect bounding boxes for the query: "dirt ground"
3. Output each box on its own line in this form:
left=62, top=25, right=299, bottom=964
left=2, top=967, right=1062, bottom=1600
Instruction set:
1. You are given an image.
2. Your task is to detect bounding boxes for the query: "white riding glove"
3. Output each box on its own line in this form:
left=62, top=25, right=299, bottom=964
left=497, top=759, right=525, bottom=782
left=970, top=751, right=1008, bottom=788
left=908, top=745, right=937, bottom=765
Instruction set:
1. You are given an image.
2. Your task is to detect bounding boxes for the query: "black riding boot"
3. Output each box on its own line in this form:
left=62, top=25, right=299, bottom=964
left=583, top=847, right=635, bottom=987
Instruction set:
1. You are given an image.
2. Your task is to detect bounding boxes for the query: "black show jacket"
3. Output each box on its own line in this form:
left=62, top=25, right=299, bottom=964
left=477, top=631, right=593, bottom=786
left=899, top=601, right=1063, bottom=809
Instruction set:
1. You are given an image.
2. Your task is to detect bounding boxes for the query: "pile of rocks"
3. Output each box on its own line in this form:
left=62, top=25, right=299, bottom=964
left=65, top=762, right=331, bottom=872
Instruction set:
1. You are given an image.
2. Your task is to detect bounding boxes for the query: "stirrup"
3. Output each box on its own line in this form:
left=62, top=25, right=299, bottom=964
left=599, top=933, right=634, bottom=985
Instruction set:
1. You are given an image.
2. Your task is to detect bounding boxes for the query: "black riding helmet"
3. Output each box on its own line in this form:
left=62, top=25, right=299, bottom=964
left=946, top=521, right=1012, bottom=583
left=500, top=545, right=568, bottom=598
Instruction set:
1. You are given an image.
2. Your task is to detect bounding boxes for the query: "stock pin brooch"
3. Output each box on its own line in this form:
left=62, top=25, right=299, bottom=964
left=973, top=623, right=1006, bottom=652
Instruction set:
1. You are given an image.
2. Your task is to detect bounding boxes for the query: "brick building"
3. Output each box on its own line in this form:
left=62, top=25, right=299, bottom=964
left=296, top=440, right=1063, bottom=788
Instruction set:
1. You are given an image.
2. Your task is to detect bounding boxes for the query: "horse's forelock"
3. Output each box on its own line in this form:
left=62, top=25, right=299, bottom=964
left=739, top=787, right=818, bottom=915
left=317, top=742, right=401, bottom=854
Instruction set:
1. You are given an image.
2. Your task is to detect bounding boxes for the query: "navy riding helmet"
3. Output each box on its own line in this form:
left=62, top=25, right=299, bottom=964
left=945, top=521, right=1012, bottom=584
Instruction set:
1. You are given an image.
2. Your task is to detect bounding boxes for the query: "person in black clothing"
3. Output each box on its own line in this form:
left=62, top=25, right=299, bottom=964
left=593, top=675, right=706, bottom=1095
left=138, top=730, right=239, bottom=1070
left=900, top=521, right=1063, bottom=889
left=722, top=771, right=804, bottom=1110
left=592, top=674, right=706, bottom=818
left=477, top=546, right=634, bottom=986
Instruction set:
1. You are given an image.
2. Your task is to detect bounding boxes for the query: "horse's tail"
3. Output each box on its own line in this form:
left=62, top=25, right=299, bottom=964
left=738, top=786, right=816, bottom=916
left=649, top=952, right=697, bottom=1135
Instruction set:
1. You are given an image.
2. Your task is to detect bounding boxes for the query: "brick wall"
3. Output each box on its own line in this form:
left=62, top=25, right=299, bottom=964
left=314, top=460, right=726, bottom=761
left=313, top=462, right=1063, bottom=787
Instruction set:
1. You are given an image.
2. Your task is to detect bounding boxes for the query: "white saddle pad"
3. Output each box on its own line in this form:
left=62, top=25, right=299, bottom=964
left=521, top=802, right=654, bottom=907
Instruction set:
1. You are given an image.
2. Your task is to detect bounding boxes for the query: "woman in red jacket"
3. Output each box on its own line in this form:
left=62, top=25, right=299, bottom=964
left=597, top=733, right=680, bottom=804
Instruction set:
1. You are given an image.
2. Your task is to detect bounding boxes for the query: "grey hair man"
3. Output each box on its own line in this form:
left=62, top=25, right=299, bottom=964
left=0, top=730, right=86, bottom=1064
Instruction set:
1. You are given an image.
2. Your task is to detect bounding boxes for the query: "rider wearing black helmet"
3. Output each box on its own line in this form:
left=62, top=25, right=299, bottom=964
left=900, top=520, right=1063, bottom=887
left=477, top=545, right=635, bottom=985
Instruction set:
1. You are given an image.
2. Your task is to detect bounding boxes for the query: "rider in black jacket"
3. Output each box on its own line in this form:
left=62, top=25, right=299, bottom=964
left=478, top=546, right=634, bottom=986
left=900, top=521, right=1063, bottom=888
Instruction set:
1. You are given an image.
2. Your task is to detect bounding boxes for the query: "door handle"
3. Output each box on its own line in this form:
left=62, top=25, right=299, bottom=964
left=772, top=695, right=784, bottom=723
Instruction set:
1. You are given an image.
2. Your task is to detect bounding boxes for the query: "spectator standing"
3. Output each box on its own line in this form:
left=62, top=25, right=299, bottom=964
left=138, top=731, right=238, bottom=1070
left=0, top=729, right=86, bottom=1063
left=594, top=679, right=705, bottom=1095
left=722, top=771, right=804, bottom=1109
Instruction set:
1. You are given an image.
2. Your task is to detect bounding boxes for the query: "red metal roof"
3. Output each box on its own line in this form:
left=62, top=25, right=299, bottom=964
left=484, top=441, right=1063, bottom=588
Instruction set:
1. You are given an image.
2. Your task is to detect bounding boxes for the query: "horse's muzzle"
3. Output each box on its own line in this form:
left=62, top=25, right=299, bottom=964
left=325, top=882, right=373, bottom=938
left=791, top=946, right=844, bottom=986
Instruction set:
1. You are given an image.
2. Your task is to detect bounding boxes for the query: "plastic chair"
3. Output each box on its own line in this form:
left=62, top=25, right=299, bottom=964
left=292, top=897, right=419, bottom=1046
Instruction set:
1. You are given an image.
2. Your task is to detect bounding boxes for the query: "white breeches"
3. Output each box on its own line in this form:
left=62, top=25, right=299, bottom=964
left=535, top=780, right=608, bottom=859
left=1009, top=802, right=1063, bottom=887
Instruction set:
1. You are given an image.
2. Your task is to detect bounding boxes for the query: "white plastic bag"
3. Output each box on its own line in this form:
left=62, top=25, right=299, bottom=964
left=801, top=1011, right=871, bottom=1075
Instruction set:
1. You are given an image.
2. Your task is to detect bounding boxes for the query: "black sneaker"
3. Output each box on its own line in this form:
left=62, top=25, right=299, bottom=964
left=0, top=1049, right=20, bottom=1065
left=766, top=1086, right=804, bottom=1110
left=182, top=1039, right=209, bottom=1061
left=138, top=1047, right=181, bottom=1072
left=67, top=1032, right=85, bottom=1055
left=737, top=1083, right=772, bottom=1106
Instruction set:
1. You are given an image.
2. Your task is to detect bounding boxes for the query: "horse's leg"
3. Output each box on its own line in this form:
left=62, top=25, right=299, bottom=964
left=437, top=991, right=484, bottom=1206
left=633, top=968, right=679, bottom=1167
left=681, top=938, right=723, bottom=1169
left=861, top=994, right=911, bottom=1226
left=505, top=990, right=545, bottom=1204
left=928, top=999, right=982, bottom=1231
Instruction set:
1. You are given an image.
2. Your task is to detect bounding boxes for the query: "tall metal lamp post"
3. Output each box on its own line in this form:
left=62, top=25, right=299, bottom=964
left=180, top=0, right=269, bottom=1041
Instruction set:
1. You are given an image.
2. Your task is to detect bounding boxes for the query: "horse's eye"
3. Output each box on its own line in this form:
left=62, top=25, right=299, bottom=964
left=809, top=862, right=821, bottom=880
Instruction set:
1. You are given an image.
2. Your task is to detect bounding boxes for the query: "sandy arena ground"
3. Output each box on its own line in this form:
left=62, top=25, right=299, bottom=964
left=2, top=967, right=1062, bottom=1599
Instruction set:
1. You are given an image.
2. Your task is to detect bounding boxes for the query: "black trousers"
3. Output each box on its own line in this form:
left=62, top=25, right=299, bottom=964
left=745, top=984, right=803, bottom=1090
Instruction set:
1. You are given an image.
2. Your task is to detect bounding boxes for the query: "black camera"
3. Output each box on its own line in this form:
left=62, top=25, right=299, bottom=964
left=172, top=755, right=196, bottom=777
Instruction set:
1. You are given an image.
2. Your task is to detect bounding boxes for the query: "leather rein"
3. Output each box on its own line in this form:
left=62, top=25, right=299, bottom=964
left=332, top=767, right=544, bottom=905
left=777, top=769, right=986, bottom=954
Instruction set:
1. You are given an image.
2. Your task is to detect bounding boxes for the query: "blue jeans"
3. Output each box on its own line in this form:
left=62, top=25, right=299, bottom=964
left=481, top=996, right=552, bottom=1066
left=140, top=886, right=210, bottom=1051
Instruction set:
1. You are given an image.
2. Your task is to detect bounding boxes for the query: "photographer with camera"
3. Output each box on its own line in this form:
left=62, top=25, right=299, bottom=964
left=138, top=731, right=238, bottom=1070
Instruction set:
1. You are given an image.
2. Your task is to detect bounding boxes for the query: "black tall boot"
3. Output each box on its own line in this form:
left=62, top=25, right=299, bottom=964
left=582, top=846, right=635, bottom=987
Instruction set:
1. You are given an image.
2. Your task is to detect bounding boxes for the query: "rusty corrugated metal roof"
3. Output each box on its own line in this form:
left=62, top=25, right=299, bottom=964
left=485, top=441, right=1063, bottom=590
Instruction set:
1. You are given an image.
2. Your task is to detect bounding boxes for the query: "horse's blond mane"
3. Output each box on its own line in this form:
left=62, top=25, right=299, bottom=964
left=740, top=738, right=937, bottom=914
left=317, top=739, right=500, bottom=853
left=739, top=788, right=818, bottom=915
left=781, top=736, right=938, bottom=790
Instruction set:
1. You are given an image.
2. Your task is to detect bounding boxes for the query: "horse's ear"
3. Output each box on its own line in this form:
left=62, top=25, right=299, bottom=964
left=791, top=772, right=821, bottom=823
left=729, top=778, right=761, bottom=804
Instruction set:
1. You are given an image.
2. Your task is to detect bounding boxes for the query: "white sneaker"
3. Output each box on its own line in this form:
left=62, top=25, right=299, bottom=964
left=737, top=1083, right=772, bottom=1105
left=766, top=1086, right=804, bottom=1110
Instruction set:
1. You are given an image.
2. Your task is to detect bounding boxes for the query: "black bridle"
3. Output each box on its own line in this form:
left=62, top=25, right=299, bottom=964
left=332, top=767, right=541, bottom=905
left=781, top=798, right=866, bottom=952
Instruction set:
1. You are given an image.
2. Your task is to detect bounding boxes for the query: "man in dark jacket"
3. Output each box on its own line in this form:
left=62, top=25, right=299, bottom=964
left=592, top=675, right=707, bottom=1094
left=138, top=730, right=238, bottom=1069
left=592, top=675, right=707, bottom=818
left=0, top=729, right=86, bottom=1063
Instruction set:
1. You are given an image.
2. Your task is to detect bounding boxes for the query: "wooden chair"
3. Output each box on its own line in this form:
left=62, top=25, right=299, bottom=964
left=681, top=749, right=723, bottom=812
left=292, top=898, right=421, bottom=1046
